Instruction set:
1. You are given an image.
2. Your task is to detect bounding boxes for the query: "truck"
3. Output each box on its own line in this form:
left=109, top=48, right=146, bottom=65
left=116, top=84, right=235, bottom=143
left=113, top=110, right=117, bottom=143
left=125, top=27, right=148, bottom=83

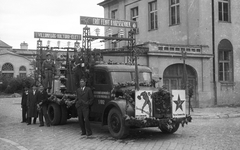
left=43, top=52, right=192, bottom=139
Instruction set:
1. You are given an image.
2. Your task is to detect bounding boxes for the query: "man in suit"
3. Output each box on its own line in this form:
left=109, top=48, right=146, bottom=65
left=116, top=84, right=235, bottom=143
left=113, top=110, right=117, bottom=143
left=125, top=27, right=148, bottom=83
left=37, top=85, right=51, bottom=127
left=75, top=78, right=94, bottom=136
left=21, top=87, right=28, bottom=123
left=27, top=85, right=38, bottom=125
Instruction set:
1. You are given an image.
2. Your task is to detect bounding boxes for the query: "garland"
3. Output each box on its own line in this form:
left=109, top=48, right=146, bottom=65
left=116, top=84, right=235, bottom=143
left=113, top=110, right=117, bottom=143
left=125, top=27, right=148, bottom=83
left=151, top=88, right=172, bottom=116
left=48, top=94, right=76, bottom=108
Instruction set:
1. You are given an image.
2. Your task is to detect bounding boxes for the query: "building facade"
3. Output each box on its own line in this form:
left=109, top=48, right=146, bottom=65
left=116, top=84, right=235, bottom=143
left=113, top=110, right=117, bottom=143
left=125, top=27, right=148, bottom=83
left=98, top=0, right=240, bottom=107
left=0, top=40, right=33, bottom=78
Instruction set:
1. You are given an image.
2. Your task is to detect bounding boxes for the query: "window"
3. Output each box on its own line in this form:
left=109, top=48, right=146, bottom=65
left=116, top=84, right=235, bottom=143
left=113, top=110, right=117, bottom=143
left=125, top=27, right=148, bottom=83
left=219, top=0, right=230, bottom=22
left=112, top=34, right=118, bottom=48
left=149, top=1, right=158, bottom=30
left=19, top=66, right=27, bottom=78
left=131, top=7, right=138, bottom=21
left=2, top=63, right=14, bottom=78
left=111, top=10, right=117, bottom=19
left=170, top=0, right=180, bottom=25
left=218, top=39, right=233, bottom=82
left=95, top=71, right=108, bottom=84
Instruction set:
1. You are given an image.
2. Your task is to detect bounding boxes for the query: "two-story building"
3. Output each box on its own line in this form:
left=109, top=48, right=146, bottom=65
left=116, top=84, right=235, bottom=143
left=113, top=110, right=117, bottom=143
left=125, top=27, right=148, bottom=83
left=97, top=0, right=240, bottom=107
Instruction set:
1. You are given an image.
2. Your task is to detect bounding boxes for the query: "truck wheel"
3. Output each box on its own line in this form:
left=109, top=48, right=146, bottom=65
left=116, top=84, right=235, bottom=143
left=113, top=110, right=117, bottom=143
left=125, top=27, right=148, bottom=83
left=60, top=105, right=68, bottom=125
left=108, top=108, right=129, bottom=139
left=159, top=122, right=179, bottom=134
left=48, top=103, right=61, bottom=125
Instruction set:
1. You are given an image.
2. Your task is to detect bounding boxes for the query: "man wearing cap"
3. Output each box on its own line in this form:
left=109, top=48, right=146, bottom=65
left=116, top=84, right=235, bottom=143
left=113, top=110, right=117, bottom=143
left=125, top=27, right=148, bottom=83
left=72, top=52, right=85, bottom=89
left=42, top=52, right=55, bottom=92
left=21, top=87, right=29, bottom=123
left=75, top=78, right=94, bottom=136
left=36, top=85, right=51, bottom=127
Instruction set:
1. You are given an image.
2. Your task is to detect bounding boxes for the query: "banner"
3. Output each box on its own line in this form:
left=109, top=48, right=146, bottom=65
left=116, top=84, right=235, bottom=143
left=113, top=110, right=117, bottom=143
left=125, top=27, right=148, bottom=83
left=135, top=90, right=152, bottom=119
left=172, top=90, right=186, bottom=118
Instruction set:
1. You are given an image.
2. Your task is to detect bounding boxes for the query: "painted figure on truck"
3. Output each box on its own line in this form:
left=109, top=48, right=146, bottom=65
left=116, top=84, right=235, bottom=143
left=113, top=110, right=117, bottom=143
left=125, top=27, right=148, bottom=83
left=137, top=91, right=152, bottom=117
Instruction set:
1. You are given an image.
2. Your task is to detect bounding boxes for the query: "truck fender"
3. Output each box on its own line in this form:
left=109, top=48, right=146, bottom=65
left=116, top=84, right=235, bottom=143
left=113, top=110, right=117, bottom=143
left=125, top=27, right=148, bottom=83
left=102, top=99, right=134, bottom=125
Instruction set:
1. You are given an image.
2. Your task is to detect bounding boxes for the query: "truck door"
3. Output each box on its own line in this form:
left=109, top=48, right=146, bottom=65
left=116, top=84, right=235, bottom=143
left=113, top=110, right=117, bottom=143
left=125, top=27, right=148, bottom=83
left=90, top=69, right=111, bottom=120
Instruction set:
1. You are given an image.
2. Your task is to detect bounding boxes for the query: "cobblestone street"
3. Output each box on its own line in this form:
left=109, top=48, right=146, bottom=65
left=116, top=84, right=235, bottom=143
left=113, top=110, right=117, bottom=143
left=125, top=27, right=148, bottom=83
left=0, top=97, right=240, bottom=150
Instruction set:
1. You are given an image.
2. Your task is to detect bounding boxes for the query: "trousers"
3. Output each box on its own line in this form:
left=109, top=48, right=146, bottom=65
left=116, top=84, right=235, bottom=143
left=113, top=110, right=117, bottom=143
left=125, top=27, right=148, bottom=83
left=44, top=70, right=53, bottom=89
left=22, top=105, right=28, bottom=122
left=77, top=106, right=92, bottom=135
left=39, top=105, right=50, bottom=126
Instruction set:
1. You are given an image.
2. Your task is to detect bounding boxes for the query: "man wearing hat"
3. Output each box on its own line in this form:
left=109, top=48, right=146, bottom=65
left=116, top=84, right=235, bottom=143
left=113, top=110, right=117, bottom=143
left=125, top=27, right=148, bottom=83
left=21, top=87, right=29, bottom=123
left=75, top=78, right=94, bottom=136
left=42, top=52, right=55, bottom=92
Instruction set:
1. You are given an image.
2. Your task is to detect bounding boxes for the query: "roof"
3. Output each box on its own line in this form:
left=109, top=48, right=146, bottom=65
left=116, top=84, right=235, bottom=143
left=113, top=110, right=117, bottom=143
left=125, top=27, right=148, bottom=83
left=0, top=49, right=30, bottom=61
left=98, top=0, right=115, bottom=6
left=95, top=64, right=152, bottom=73
left=0, top=40, right=12, bottom=48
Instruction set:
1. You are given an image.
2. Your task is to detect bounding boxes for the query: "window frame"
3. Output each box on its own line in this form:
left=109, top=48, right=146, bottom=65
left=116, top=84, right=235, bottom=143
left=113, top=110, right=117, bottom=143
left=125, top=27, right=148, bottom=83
left=148, top=0, right=158, bottom=30
left=2, top=63, right=14, bottom=78
left=218, top=0, right=231, bottom=22
left=218, top=49, right=233, bottom=82
left=169, top=0, right=180, bottom=26
left=111, top=9, right=117, bottom=19
left=131, top=7, right=139, bottom=21
left=19, top=66, right=27, bottom=78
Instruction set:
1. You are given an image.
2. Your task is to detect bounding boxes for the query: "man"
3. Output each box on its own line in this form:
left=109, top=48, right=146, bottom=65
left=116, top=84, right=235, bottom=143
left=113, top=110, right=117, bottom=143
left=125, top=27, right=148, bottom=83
left=21, top=87, right=28, bottom=123
left=75, top=79, right=94, bottom=136
left=72, top=52, right=85, bottom=88
left=27, top=85, right=38, bottom=125
left=36, top=85, right=51, bottom=127
left=42, top=52, right=55, bottom=92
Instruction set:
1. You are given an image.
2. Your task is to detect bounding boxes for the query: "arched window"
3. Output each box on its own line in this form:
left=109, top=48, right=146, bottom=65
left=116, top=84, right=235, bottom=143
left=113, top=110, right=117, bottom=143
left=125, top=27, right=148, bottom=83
left=19, top=66, right=27, bottom=78
left=218, top=39, right=233, bottom=82
left=2, top=63, right=14, bottom=78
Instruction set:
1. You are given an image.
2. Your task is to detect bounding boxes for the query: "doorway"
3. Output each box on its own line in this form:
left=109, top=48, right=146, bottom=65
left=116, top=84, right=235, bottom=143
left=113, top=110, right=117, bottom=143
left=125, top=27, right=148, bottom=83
left=163, top=64, right=198, bottom=107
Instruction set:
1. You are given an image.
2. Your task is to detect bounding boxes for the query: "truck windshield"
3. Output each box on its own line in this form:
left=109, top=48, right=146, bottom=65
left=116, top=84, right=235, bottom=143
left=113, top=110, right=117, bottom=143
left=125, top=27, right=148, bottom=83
left=111, top=72, right=151, bottom=85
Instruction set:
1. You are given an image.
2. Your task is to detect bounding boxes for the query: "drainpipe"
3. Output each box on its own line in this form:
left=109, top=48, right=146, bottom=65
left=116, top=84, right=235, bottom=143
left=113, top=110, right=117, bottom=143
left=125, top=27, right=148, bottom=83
left=212, top=0, right=217, bottom=105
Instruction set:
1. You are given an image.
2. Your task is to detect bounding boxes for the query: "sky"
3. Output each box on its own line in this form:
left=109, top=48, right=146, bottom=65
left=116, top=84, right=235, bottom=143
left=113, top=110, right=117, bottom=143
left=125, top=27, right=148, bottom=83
left=0, top=0, right=105, bottom=49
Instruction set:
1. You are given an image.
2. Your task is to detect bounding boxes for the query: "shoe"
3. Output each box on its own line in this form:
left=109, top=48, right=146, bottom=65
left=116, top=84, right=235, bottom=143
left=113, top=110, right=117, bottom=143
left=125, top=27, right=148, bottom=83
left=33, top=122, right=36, bottom=124
left=81, top=133, right=86, bottom=136
left=21, top=121, right=25, bottom=123
left=47, top=124, right=50, bottom=127
left=86, top=133, right=92, bottom=136
left=27, top=123, right=31, bottom=125
left=39, top=124, right=44, bottom=127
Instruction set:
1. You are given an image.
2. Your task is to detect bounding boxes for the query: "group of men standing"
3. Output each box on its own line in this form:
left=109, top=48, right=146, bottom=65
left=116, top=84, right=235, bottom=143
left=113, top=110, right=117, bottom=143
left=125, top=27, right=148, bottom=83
left=21, top=85, right=51, bottom=127
left=21, top=51, right=94, bottom=136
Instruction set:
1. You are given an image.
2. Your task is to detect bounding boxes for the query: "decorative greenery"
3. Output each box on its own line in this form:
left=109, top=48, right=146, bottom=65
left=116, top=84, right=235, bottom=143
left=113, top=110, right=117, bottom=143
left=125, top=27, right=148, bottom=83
left=151, top=87, right=172, bottom=116
left=48, top=94, right=76, bottom=108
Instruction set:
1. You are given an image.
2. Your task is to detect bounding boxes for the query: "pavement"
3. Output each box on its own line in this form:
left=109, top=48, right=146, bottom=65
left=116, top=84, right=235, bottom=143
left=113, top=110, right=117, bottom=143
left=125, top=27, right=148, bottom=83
left=190, top=106, right=240, bottom=119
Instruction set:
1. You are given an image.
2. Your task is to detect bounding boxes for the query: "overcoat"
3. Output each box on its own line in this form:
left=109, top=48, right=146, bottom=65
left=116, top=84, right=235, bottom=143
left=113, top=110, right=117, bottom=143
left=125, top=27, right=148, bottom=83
left=27, top=89, right=38, bottom=118
left=36, top=89, right=49, bottom=106
left=21, top=90, right=28, bottom=107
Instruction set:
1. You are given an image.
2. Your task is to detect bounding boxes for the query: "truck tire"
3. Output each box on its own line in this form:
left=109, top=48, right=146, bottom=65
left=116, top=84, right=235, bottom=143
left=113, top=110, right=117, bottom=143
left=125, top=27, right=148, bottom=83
left=107, top=108, right=129, bottom=139
left=159, top=122, right=179, bottom=134
left=48, top=103, right=61, bottom=125
left=60, top=105, right=68, bottom=125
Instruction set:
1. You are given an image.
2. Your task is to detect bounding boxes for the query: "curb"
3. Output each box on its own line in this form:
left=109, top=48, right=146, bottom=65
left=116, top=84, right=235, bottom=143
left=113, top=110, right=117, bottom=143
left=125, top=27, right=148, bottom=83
left=192, top=113, right=240, bottom=119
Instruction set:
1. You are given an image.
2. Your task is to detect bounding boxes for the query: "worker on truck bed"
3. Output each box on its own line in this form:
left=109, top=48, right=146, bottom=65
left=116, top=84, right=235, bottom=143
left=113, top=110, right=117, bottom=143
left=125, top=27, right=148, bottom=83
left=72, top=52, right=85, bottom=88
left=42, top=52, right=55, bottom=92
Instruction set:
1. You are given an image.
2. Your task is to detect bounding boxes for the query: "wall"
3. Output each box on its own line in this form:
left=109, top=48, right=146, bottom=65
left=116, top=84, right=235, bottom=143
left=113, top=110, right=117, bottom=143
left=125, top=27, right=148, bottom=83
left=0, top=54, right=32, bottom=77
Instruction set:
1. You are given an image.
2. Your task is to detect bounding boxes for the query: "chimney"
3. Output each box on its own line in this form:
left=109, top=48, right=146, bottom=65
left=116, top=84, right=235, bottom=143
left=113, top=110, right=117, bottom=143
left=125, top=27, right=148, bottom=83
left=20, top=41, right=28, bottom=49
